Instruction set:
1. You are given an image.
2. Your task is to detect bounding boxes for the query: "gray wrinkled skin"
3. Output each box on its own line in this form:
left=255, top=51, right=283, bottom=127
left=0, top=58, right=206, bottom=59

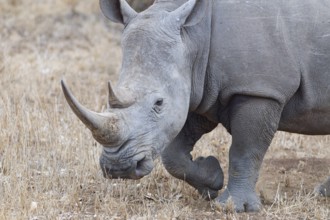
left=62, top=0, right=330, bottom=212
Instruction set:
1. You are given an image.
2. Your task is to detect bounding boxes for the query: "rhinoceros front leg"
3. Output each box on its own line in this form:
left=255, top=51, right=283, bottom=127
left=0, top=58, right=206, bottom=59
left=216, top=96, right=283, bottom=212
left=161, top=113, right=224, bottom=199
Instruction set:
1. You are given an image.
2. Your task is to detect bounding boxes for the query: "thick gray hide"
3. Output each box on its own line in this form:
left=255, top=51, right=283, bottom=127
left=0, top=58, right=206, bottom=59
left=63, top=0, right=330, bottom=213
left=194, top=0, right=330, bottom=211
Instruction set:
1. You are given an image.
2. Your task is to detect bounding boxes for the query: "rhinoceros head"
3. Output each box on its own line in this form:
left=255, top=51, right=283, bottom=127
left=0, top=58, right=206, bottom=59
left=62, top=0, right=207, bottom=179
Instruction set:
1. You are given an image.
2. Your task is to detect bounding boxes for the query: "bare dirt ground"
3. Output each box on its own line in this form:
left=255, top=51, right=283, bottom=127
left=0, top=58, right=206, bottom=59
left=0, top=1, right=329, bottom=219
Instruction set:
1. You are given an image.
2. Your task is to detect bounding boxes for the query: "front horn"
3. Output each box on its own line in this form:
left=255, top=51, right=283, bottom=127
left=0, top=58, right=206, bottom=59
left=61, top=80, right=108, bottom=131
left=61, top=80, right=129, bottom=146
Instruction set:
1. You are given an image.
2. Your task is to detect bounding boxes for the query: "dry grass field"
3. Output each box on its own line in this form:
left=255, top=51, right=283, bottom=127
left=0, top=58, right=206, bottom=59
left=0, top=1, right=329, bottom=219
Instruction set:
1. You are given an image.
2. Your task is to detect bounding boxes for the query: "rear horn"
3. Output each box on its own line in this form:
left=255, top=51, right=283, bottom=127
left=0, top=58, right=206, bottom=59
left=108, top=80, right=134, bottom=108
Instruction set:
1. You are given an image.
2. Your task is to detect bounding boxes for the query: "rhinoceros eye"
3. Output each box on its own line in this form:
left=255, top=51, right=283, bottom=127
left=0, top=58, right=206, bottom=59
left=155, top=98, right=163, bottom=106
left=153, top=98, right=163, bottom=113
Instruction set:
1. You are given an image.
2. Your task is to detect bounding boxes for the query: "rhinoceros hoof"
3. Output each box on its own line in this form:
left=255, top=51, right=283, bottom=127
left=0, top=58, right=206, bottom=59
left=188, top=156, right=224, bottom=200
left=216, top=189, right=261, bottom=212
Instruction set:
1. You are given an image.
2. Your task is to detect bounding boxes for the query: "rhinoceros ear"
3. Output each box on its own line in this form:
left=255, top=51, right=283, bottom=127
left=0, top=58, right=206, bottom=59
left=100, top=0, right=137, bottom=25
left=168, top=0, right=208, bottom=28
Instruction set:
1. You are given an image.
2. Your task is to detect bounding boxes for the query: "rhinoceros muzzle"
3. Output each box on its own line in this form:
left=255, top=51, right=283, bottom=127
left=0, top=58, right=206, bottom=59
left=100, top=155, right=153, bottom=180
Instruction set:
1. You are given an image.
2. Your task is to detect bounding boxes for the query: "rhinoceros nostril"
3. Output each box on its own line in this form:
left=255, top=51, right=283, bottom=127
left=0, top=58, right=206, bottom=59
left=136, top=157, right=145, bottom=170
left=134, top=157, right=153, bottom=178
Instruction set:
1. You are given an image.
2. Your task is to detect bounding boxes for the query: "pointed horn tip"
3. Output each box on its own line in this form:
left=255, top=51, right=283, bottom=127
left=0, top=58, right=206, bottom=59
left=108, top=81, right=115, bottom=96
left=61, top=79, right=67, bottom=94
left=107, top=80, right=123, bottom=106
left=60, top=80, right=79, bottom=115
left=60, top=79, right=73, bottom=103
left=108, top=80, right=113, bottom=90
left=60, top=79, right=83, bottom=114
left=60, top=79, right=65, bottom=88
left=61, top=79, right=68, bottom=93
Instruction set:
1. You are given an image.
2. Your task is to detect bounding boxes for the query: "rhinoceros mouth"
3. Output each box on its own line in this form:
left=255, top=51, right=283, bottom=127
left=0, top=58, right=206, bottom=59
left=100, top=152, right=154, bottom=180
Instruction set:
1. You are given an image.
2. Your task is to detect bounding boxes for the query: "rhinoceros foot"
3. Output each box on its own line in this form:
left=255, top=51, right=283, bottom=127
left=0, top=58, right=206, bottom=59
left=216, top=188, right=261, bottom=212
left=187, top=156, right=224, bottom=200
left=315, top=177, right=330, bottom=197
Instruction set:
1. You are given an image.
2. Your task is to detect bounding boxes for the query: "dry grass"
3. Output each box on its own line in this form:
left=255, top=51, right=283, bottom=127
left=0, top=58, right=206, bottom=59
left=0, top=1, right=329, bottom=219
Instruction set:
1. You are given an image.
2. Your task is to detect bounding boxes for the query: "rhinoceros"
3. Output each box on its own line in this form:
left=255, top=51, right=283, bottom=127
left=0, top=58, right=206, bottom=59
left=61, top=0, right=330, bottom=212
